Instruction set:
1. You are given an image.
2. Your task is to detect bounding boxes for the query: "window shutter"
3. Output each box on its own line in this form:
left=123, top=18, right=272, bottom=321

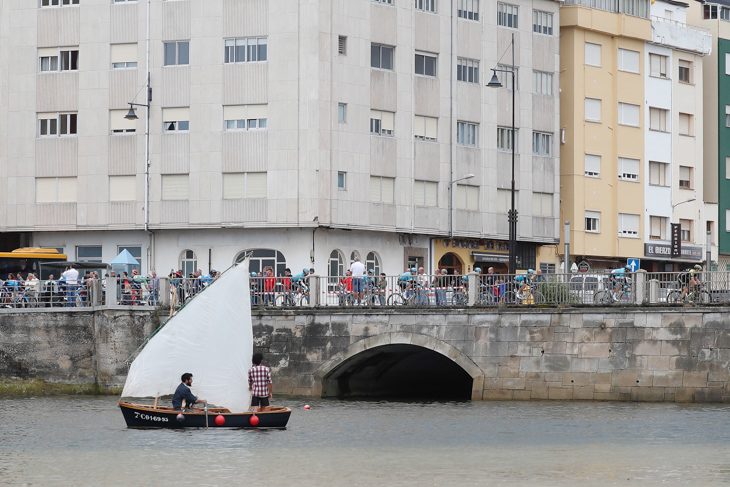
left=585, top=42, right=601, bottom=66
left=161, top=174, right=189, bottom=200
left=381, top=111, right=395, bottom=132
left=413, top=181, right=425, bottom=205
left=467, top=186, right=478, bottom=211
left=456, top=185, right=466, bottom=209
left=382, top=177, right=394, bottom=203
left=425, top=116, right=438, bottom=139
left=370, top=177, right=381, bottom=202
left=246, top=172, right=267, bottom=198
left=532, top=193, right=541, bottom=215
left=585, top=154, right=600, bottom=175
left=38, top=47, right=58, bottom=57
left=109, top=176, right=136, bottom=201
left=162, top=107, right=190, bottom=122
left=224, top=105, right=247, bottom=120
left=680, top=166, right=690, bottom=181
left=650, top=54, right=659, bottom=77
left=247, top=105, right=268, bottom=119
left=585, top=98, right=600, bottom=121
left=424, top=181, right=437, bottom=206
left=542, top=193, right=552, bottom=216
left=57, top=177, right=77, bottom=203
left=110, top=109, right=137, bottom=131
left=111, top=43, right=137, bottom=63
left=36, top=178, right=56, bottom=203
left=679, top=113, right=690, bottom=134
left=223, top=173, right=246, bottom=199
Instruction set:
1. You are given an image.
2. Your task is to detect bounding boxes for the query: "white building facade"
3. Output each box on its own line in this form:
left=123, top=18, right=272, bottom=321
left=0, top=0, right=560, bottom=277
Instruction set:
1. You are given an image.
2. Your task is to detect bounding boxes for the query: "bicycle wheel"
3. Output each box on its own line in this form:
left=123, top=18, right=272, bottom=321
left=501, top=291, right=517, bottom=305
left=388, top=293, right=405, bottom=306
left=451, top=292, right=467, bottom=306
left=532, top=291, right=544, bottom=305
left=695, top=291, right=711, bottom=305
left=298, top=294, right=310, bottom=307
left=666, top=290, right=682, bottom=304
left=275, top=294, right=291, bottom=307
left=593, top=290, right=611, bottom=305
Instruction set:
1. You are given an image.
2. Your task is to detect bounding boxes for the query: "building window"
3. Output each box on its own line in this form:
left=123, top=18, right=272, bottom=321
left=650, top=216, right=667, bottom=240
left=224, top=37, right=267, bottom=64
left=458, top=0, right=479, bottom=20
left=36, top=177, right=77, bottom=203
left=224, top=105, right=267, bottom=131
left=497, top=127, right=517, bottom=151
left=533, top=10, right=553, bottom=35
left=533, top=71, right=553, bottom=95
left=726, top=157, right=730, bottom=179
left=222, top=172, right=267, bottom=199
left=77, top=246, right=102, bottom=265
left=726, top=106, right=730, bottom=128
left=162, top=107, right=190, bottom=132
left=38, top=112, right=77, bottom=137
left=618, top=213, right=639, bottom=237
left=338, top=36, right=347, bottom=55
left=180, top=250, right=197, bottom=277
left=114, top=0, right=137, bottom=3
left=532, top=132, right=552, bottom=156
left=679, top=166, right=692, bottom=189
left=338, top=103, right=347, bottom=123
left=649, top=161, right=669, bottom=186
left=497, top=3, right=518, bottom=28
left=117, top=246, right=142, bottom=274
left=679, top=60, right=691, bottom=83
left=532, top=193, right=552, bottom=217
left=618, top=102, right=640, bottom=127
left=540, top=262, right=556, bottom=274
left=164, top=41, right=189, bottom=66
left=370, top=176, right=395, bottom=203
left=235, top=249, right=287, bottom=276
left=649, top=53, right=668, bottom=78
left=585, top=42, right=601, bottom=67
left=584, top=154, right=600, bottom=178
left=329, top=250, right=345, bottom=281
left=456, top=184, right=479, bottom=211
left=680, top=219, right=693, bottom=242
left=618, top=48, right=640, bottom=73
left=414, top=115, right=438, bottom=141
left=161, top=174, right=189, bottom=200
left=497, top=189, right=517, bottom=213
left=371, top=44, right=394, bottom=70
left=722, top=6, right=730, bottom=20
left=726, top=210, right=730, bottom=232
left=337, top=172, right=346, bottom=190
left=415, top=53, right=437, bottom=76
left=496, top=65, right=518, bottom=90
left=414, top=180, right=438, bottom=206
left=366, top=252, right=382, bottom=276
left=109, top=175, right=136, bottom=201
left=678, top=113, right=693, bottom=136
left=585, top=211, right=600, bottom=233
left=41, top=0, right=79, bottom=7
left=370, top=110, right=395, bottom=136
left=727, top=53, right=730, bottom=75
left=39, top=47, right=78, bottom=72
left=457, top=121, right=478, bottom=147
left=649, top=107, right=668, bottom=132
left=457, top=57, right=479, bottom=83
left=111, top=43, right=137, bottom=69
left=110, top=109, right=136, bottom=134
left=618, top=157, right=639, bottom=181
left=585, top=98, right=601, bottom=122
left=373, top=0, right=394, bottom=4
left=415, top=0, right=436, bottom=13
left=705, top=4, right=718, bottom=19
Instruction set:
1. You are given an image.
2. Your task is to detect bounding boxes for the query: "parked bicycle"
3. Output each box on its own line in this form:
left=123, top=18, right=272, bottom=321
left=502, top=283, right=544, bottom=305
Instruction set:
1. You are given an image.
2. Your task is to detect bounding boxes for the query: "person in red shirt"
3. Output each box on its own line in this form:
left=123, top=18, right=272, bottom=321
left=339, top=270, right=353, bottom=306
left=263, top=267, right=276, bottom=306
left=281, top=268, right=292, bottom=292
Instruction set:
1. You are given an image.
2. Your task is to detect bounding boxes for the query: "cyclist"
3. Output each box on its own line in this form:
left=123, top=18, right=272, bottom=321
left=515, top=269, right=535, bottom=299
left=398, top=268, right=416, bottom=296
left=292, top=268, right=310, bottom=292
left=680, top=264, right=703, bottom=300
left=610, top=265, right=632, bottom=301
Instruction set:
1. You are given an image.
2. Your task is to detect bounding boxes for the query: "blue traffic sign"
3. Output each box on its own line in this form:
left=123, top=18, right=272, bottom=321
left=627, top=259, right=640, bottom=272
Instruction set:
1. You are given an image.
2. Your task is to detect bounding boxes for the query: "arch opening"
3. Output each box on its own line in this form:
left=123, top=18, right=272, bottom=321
left=321, top=344, right=474, bottom=400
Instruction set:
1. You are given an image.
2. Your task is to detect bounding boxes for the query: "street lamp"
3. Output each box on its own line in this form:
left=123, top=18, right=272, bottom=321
left=488, top=32, right=518, bottom=273
left=671, top=197, right=696, bottom=209
left=124, top=73, right=152, bottom=235
left=449, top=173, right=476, bottom=238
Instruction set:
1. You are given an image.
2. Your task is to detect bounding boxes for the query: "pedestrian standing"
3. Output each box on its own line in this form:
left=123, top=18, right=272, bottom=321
left=248, top=353, right=272, bottom=412
left=350, top=257, right=366, bottom=305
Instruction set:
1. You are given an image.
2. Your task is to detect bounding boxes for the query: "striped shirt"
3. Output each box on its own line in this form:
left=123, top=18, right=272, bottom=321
left=248, top=364, right=272, bottom=398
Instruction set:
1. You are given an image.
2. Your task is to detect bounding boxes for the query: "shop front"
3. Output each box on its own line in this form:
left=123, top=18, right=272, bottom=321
left=433, top=238, right=536, bottom=274
left=642, top=243, right=704, bottom=272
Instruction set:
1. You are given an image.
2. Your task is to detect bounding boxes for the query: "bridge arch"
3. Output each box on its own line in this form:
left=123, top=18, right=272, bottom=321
left=313, top=333, right=484, bottom=400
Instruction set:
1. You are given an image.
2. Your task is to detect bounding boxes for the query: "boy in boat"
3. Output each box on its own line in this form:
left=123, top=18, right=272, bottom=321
left=172, top=373, right=206, bottom=410
left=248, top=353, right=273, bottom=412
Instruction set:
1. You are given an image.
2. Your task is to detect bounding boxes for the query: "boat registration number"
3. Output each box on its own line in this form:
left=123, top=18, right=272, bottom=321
left=134, top=411, right=169, bottom=422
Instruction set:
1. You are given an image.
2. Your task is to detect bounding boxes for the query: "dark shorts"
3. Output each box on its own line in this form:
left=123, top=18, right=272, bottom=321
left=353, top=277, right=364, bottom=293
left=251, top=396, right=270, bottom=407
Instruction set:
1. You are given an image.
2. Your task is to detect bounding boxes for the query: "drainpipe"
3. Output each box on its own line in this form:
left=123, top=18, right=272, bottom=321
left=449, top=0, right=455, bottom=238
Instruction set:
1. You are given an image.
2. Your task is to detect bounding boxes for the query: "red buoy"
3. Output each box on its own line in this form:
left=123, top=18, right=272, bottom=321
left=250, top=414, right=260, bottom=426
left=215, top=414, right=225, bottom=426
left=304, top=404, right=310, bottom=410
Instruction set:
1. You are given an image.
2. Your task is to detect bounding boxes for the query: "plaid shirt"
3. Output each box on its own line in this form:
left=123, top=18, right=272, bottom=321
left=248, top=364, right=272, bottom=398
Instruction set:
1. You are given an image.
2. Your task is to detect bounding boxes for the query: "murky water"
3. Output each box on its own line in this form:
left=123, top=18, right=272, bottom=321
left=1, top=396, right=730, bottom=486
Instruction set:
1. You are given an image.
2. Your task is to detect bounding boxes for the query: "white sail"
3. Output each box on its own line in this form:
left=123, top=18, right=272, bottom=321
left=121, top=262, right=253, bottom=413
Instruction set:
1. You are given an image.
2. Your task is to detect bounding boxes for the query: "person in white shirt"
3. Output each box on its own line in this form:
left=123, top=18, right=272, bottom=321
left=349, top=257, right=366, bottom=305
left=62, top=265, right=79, bottom=307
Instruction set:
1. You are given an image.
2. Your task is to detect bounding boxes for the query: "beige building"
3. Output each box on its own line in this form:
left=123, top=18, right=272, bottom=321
left=0, top=0, right=560, bottom=277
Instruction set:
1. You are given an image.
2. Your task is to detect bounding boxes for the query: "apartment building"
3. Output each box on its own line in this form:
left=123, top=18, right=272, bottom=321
left=688, top=0, right=730, bottom=270
left=0, top=0, right=560, bottom=277
left=560, top=0, right=711, bottom=272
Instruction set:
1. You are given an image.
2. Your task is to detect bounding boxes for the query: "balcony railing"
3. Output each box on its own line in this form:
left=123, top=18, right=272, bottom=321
left=563, top=0, right=650, bottom=19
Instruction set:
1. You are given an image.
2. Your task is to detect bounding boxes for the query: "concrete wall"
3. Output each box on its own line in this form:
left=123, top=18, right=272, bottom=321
left=3, top=307, right=730, bottom=403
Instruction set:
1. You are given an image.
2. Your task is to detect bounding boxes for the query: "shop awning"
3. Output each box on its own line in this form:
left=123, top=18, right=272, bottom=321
left=471, top=251, right=509, bottom=263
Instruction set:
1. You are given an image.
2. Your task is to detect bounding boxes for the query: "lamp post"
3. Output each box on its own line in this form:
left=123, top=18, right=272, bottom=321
left=449, top=173, right=476, bottom=238
left=124, top=73, right=152, bottom=235
left=488, top=32, right=517, bottom=273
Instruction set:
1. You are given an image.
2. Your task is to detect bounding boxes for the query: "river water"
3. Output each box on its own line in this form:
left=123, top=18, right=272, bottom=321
left=1, top=396, right=730, bottom=486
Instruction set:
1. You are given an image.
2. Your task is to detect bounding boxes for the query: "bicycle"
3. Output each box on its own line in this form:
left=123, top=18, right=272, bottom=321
left=594, top=278, right=632, bottom=305
left=502, top=283, right=544, bottom=305
left=388, top=283, right=419, bottom=306
left=666, top=281, right=711, bottom=305
left=10, top=288, right=38, bottom=308
left=277, top=282, right=309, bottom=307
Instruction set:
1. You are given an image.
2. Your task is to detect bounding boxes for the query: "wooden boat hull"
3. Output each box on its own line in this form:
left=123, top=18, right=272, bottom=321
left=119, top=401, right=291, bottom=428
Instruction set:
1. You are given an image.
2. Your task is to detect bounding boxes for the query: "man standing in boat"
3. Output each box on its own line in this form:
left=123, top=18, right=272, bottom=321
left=172, top=373, right=206, bottom=410
left=248, top=353, right=273, bottom=412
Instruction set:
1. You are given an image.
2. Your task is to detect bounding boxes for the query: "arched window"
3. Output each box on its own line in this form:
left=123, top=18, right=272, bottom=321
left=329, top=250, right=345, bottom=277
left=437, top=252, right=463, bottom=275
left=366, top=251, right=381, bottom=275
left=350, top=250, right=360, bottom=267
left=235, top=249, right=287, bottom=276
left=180, top=250, right=197, bottom=276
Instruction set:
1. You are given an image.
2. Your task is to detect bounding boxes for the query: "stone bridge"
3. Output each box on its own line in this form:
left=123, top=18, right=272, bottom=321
left=2, top=307, right=730, bottom=402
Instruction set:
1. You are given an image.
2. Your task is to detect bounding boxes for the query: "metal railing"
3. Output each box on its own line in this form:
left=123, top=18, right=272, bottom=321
left=563, top=0, right=650, bottom=19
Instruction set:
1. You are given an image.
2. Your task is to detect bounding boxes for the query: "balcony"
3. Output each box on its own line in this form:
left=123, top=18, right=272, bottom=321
left=562, top=0, right=650, bottom=19
left=651, top=16, right=712, bottom=55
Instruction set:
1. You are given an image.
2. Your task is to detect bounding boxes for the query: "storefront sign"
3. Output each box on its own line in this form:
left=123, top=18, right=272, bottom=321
left=644, top=243, right=702, bottom=260
left=443, top=239, right=508, bottom=253
left=471, top=252, right=510, bottom=263
left=671, top=223, right=681, bottom=258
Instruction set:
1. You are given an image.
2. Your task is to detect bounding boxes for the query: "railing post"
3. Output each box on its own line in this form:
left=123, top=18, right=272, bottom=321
left=160, top=278, right=170, bottom=307
left=105, top=277, right=118, bottom=306
left=467, top=272, right=477, bottom=307
left=634, top=270, right=646, bottom=305
left=90, top=279, right=102, bottom=307
left=649, top=278, right=659, bottom=304
left=309, top=275, right=320, bottom=307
